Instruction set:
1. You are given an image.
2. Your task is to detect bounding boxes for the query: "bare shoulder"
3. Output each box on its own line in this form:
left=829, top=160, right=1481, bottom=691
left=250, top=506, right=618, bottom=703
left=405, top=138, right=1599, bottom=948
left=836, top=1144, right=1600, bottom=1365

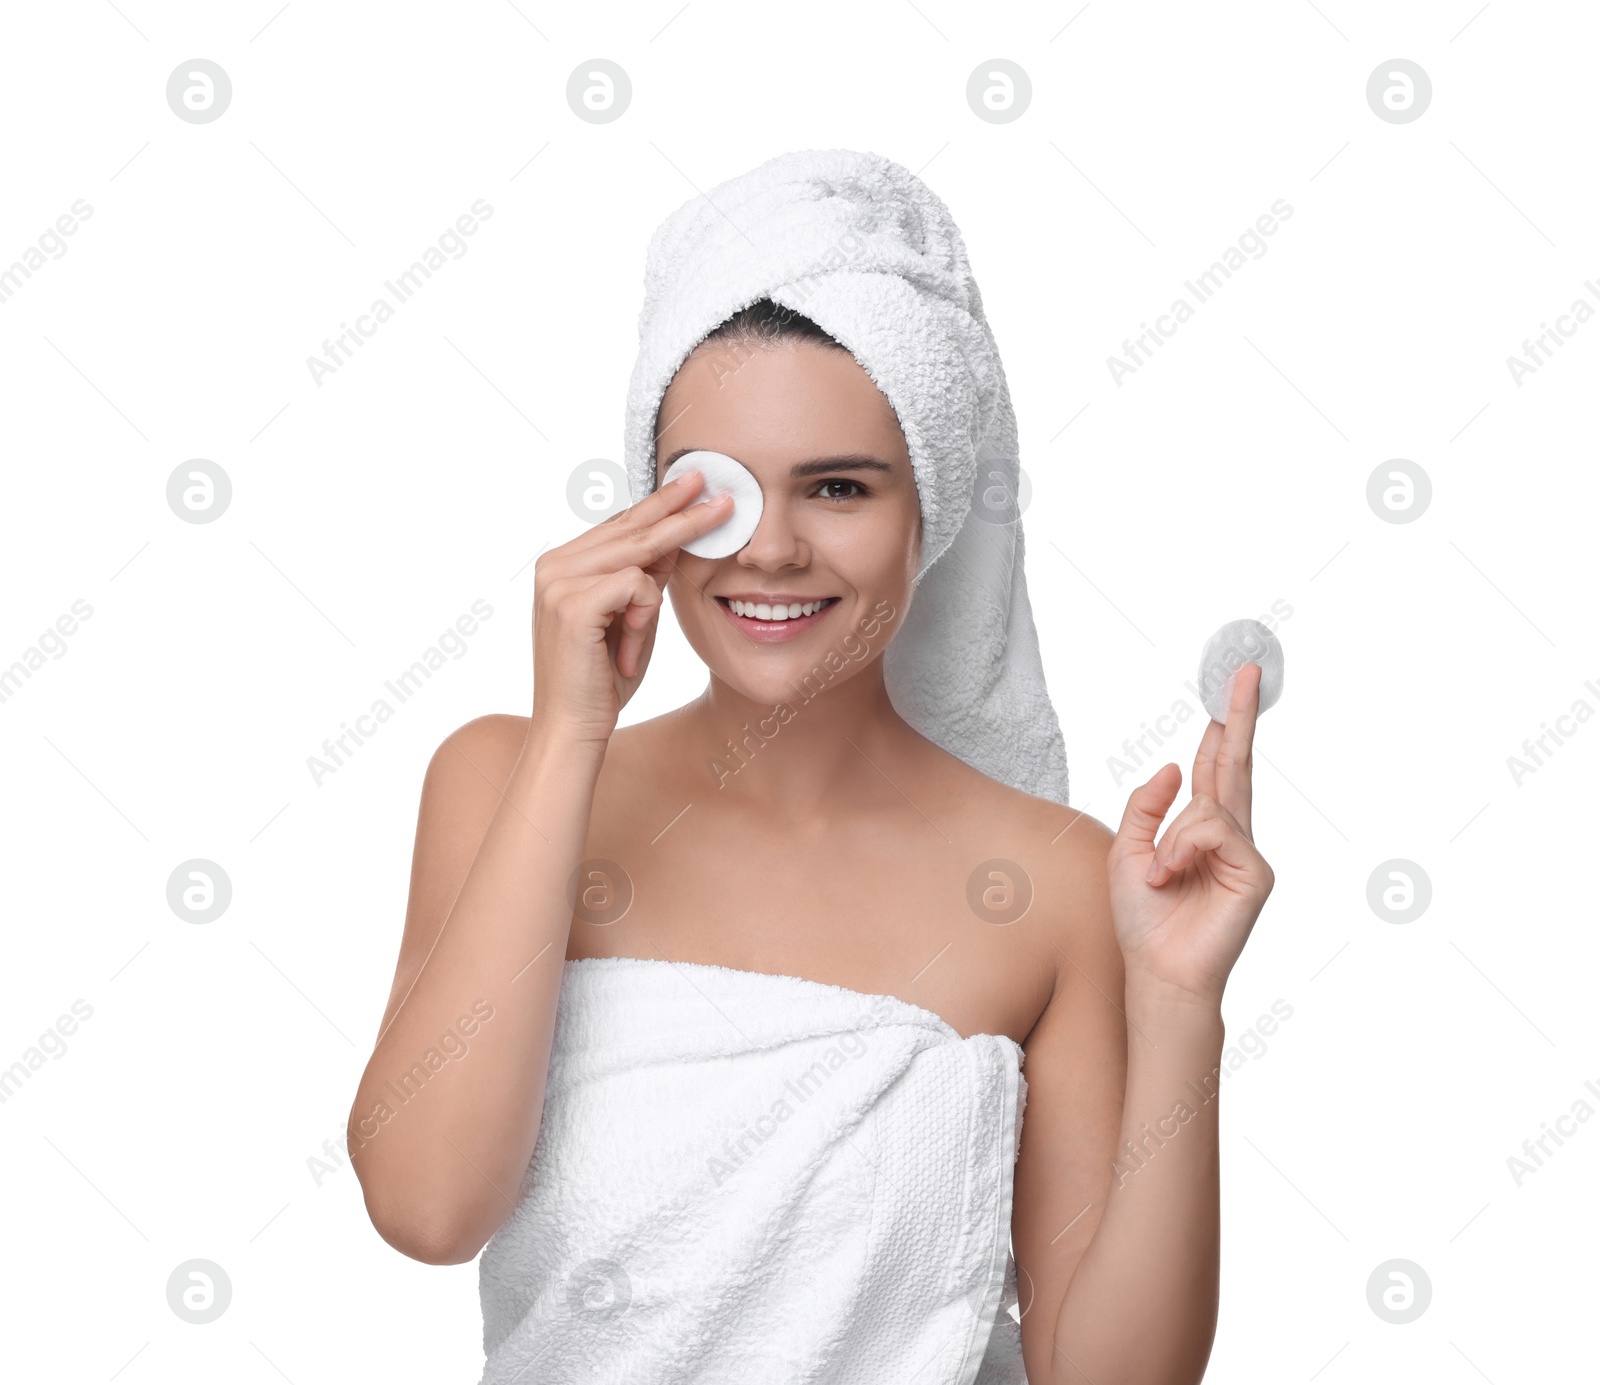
left=422, top=706, right=659, bottom=793
left=367, top=713, right=535, bottom=1041
left=409, top=712, right=534, bottom=907
left=921, top=744, right=1119, bottom=982
left=423, top=712, right=530, bottom=804
left=996, top=779, right=1116, bottom=1005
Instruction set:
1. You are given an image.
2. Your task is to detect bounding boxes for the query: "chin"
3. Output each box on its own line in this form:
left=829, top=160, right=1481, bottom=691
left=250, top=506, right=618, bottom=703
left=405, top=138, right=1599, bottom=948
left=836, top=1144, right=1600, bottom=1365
left=703, top=636, right=849, bottom=708
left=715, top=667, right=819, bottom=710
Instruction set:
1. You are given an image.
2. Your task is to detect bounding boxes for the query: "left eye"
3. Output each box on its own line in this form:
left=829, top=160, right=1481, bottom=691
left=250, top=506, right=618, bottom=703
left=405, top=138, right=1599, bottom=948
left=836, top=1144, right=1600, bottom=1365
left=817, top=479, right=865, bottom=500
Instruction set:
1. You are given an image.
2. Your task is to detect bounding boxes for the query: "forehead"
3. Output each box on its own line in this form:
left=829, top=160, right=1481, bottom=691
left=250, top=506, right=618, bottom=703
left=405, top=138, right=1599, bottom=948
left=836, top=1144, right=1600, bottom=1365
left=655, top=341, right=910, bottom=476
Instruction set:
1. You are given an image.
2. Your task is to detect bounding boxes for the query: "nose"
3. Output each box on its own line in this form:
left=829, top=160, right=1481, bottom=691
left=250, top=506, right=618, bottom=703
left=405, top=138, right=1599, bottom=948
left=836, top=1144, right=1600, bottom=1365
left=734, top=489, right=808, bottom=571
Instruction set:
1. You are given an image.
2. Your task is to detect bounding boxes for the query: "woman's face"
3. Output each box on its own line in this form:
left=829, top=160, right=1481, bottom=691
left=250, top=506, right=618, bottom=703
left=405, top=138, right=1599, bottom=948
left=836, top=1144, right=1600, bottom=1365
left=654, top=336, right=922, bottom=708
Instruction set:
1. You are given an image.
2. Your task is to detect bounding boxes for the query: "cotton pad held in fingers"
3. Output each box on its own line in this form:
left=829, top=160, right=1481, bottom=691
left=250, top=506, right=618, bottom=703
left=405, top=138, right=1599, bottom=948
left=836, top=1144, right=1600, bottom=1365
left=1198, top=619, right=1284, bottom=723
left=661, top=450, right=763, bottom=559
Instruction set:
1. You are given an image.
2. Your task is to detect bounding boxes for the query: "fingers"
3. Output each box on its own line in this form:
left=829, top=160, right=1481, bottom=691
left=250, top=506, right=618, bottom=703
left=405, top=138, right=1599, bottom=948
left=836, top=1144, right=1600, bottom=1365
left=569, top=470, right=733, bottom=572
left=593, top=495, right=734, bottom=590
left=1215, top=662, right=1260, bottom=840
left=1193, top=662, right=1260, bottom=842
left=565, top=564, right=665, bottom=681
left=615, top=597, right=657, bottom=681
left=1190, top=717, right=1223, bottom=803
left=1113, top=762, right=1182, bottom=851
left=599, top=465, right=711, bottom=535
left=620, top=563, right=673, bottom=680
left=1146, top=795, right=1262, bottom=887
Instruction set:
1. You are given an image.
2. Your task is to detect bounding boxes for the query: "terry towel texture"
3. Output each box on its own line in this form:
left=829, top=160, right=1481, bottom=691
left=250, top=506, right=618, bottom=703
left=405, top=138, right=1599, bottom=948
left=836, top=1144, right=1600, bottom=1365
left=477, top=957, right=1030, bottom=1383
left=622, top=147, right=1070, bottom=807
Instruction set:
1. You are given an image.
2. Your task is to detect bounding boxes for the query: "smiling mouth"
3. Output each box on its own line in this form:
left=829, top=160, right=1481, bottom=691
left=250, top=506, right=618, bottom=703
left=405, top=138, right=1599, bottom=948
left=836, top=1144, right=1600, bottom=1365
left=714, top=595, right=839, bottom=638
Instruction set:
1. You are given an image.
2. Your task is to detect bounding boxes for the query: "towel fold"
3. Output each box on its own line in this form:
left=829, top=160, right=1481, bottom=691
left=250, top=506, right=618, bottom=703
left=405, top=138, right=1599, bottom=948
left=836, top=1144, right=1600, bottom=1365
left=477, top=956, right=1029, bottom=1383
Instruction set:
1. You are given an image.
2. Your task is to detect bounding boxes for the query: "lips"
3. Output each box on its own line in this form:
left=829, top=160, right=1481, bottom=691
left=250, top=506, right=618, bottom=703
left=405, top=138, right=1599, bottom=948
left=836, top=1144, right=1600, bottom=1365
left=714, top=595, right=838, bottom=642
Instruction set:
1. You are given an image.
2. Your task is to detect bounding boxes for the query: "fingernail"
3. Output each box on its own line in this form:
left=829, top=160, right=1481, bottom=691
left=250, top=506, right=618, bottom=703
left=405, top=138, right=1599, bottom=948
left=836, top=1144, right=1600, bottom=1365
left=1146, top=859, right=1159, bottom=883
left=674, top=468, right=701, bottom=487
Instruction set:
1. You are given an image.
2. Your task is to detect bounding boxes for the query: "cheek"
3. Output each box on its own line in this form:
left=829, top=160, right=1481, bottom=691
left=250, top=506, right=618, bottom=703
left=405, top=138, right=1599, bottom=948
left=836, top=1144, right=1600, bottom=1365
left=896, top=503, right=922, bottom=579
left=846, top=501, right=918, bottom=591
left=667, top=560, right=717, bottom=612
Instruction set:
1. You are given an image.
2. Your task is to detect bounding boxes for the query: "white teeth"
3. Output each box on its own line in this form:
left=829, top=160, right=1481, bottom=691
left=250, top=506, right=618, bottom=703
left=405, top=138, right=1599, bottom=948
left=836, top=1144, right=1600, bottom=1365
left=729, top=599, right=829, bottom=620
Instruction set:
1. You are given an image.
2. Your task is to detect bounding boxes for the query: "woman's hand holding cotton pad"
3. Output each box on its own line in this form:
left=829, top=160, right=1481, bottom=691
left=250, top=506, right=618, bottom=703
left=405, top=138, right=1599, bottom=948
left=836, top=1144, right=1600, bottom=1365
left=660, top=450, right=764, bottom=559
left=1198, top=619, right=1285, bottom=724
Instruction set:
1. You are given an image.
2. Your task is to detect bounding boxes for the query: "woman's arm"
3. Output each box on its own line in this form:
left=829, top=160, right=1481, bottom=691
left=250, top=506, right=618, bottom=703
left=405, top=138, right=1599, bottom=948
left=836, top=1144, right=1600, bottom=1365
left=1013, top=665, right=1273, bottom=1384
left=1016, top=929, right=1225, bottom=1385
left=347, top=715, right=604, bottom=1265
left=348, top=469, right=733, bottom=1265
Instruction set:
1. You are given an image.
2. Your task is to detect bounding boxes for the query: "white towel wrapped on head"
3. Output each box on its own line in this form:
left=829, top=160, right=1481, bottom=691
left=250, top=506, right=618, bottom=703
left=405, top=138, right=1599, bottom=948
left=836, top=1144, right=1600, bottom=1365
left=623, top=147, right=1070, bottom=807
left=477, top=957, right=1030, bottom=1383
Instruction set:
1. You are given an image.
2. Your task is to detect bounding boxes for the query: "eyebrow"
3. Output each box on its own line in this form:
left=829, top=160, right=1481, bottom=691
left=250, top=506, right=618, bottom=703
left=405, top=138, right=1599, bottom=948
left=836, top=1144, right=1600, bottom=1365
left=660, top=447, right=895, bottom=478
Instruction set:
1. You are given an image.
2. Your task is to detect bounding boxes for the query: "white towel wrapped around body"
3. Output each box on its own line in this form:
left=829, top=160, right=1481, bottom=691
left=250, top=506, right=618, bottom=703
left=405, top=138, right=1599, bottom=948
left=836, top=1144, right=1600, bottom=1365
left=477, top=957, right=1030, bottom=1383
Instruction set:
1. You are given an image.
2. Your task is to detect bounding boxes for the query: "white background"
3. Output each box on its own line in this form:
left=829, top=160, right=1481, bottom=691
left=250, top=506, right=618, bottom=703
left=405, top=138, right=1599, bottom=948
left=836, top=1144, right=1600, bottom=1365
left=2, top=1, right=1595, bottom=1380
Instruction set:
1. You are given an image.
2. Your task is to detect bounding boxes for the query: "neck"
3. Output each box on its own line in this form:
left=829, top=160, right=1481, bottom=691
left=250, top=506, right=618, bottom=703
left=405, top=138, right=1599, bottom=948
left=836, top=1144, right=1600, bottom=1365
left=686, top=658, right=916, bottom=821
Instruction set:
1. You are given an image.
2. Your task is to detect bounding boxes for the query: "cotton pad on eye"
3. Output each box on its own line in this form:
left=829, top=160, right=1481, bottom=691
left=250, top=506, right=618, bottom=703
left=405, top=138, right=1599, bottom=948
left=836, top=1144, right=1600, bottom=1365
left=1198, top=619, right=1284, bottom=723
left=660, top=450, right=764, bottom=559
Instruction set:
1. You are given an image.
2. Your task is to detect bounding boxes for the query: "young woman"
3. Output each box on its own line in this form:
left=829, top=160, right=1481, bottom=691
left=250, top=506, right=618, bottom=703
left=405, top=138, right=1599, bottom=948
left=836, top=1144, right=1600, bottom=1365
left=349, top=159, right=1274, bottom=1385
